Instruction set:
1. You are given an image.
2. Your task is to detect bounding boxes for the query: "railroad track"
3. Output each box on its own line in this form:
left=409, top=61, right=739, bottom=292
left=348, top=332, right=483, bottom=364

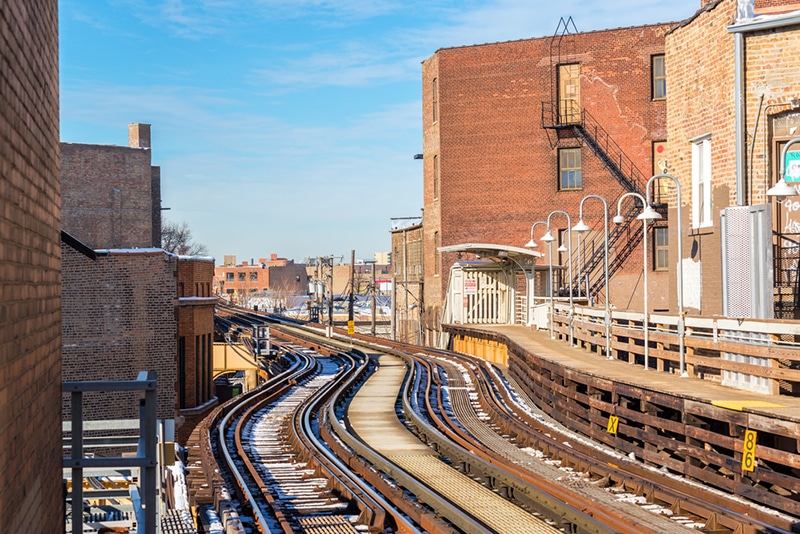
left=208, top=306, right=797, bottom=533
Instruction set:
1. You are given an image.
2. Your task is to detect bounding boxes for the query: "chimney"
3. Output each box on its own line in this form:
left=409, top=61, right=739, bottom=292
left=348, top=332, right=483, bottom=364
left=128, top=123, right=151, bottom=148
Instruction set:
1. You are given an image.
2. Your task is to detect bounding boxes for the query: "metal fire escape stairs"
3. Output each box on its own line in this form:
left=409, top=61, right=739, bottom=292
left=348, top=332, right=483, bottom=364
left=542, top=102, right=659, bottom=304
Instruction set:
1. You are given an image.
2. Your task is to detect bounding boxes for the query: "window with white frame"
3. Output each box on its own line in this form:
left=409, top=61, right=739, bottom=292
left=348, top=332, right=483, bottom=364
left=691, top=135, right=712, bottom=228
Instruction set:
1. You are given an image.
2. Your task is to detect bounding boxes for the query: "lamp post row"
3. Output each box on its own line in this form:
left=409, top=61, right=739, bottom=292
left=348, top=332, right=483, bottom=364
left=526, top=161, right=798, bottom=376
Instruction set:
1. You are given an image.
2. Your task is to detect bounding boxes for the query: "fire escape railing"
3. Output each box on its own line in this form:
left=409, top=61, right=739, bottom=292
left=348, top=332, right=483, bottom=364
left=542, top=101, right=660, bottom=303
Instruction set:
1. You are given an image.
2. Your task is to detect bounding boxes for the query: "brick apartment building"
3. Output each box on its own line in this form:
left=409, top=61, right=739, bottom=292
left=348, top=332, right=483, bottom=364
left=420, top=20, right=677, bottom=341
left=0, top=0, right=63, bottom=531
left=215, top=254, right=309, bottom=306
left=665, top=0, right=800, bottom=318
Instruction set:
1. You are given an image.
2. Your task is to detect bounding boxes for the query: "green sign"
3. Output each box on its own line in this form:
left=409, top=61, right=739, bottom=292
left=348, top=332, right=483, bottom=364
left=785, top=150, right=800, bottom=183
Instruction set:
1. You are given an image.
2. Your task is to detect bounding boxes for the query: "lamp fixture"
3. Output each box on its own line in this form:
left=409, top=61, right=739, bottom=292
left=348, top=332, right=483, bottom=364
left=637, top=205, right=662, bottom=221
left=525, top=238, right=538, bottom=248
left=572, top=219, right=591, bottom=233
left=612, top=214, right=625, bottom=225
left=541, top=230, right=556, bottom=242
left=557, top=244, right=568, bottom=253
left=767, top=179, right=797, bottom=202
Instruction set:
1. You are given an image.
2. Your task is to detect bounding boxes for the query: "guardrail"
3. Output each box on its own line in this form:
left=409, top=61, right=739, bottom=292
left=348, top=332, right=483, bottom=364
left=63, top=371, right=158, bottom=534
left=549, top=303, right=800, bottom=395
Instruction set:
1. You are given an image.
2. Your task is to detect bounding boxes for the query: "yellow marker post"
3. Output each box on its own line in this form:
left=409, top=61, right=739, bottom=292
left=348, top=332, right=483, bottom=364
left=607, top=415, right=619, bottom=435
left=347, top=320, right=355, bottom=335
left=742, top=429, right=757, bottom=472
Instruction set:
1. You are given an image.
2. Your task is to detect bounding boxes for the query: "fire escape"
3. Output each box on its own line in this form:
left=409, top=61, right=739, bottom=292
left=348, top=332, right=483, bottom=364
left=541, top=18, right=666, bottom=303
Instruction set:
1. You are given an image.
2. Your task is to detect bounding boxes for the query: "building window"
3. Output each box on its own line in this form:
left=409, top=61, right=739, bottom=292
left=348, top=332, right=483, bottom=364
left=226, top=272, right=234, bottom=282
left=432, top=77, right=438, bottom=123
left=250, top=272, right=258, bottom=282
left=226, top=288, right=234, bottom=295
left=559, top=148, right=582, bottom=190
left=238, top=272, right=246, bottom=281
left=691, top=135, right=712, bottom=228
left=654, top=226, right=669, bottom=271
left=433, top=155, right=439, bottom=199
left=434, top=231, right=440, bottom=275
left=652, top=55, right=666, bottom=100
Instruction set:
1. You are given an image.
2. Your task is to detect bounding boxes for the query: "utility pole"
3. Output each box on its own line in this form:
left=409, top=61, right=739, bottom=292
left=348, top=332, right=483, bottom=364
left=348, top=250, right=355, bottom=335
left=327, top=256, right=334, bottom=337
left=371, top=261, right=376, bottom=336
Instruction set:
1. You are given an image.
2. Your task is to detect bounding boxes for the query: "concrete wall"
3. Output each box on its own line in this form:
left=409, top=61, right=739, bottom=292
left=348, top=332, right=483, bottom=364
left=0, top=0, right=63, bottom=530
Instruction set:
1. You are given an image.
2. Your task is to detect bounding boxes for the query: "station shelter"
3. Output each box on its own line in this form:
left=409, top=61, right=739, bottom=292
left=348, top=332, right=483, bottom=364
left=437, top=244, right=560, bottom=347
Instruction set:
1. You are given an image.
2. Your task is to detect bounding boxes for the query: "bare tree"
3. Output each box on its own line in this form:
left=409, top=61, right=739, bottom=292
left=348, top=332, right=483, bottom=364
left=161, top=220, right=208, bottom=256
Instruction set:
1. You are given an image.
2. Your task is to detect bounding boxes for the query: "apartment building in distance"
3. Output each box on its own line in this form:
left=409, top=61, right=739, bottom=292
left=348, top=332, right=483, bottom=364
left=215, top=254, right=309, bottom=306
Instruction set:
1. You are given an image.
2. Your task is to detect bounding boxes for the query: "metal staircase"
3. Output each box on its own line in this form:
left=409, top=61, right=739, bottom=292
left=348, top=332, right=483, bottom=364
left=542, top=102, right=657, bottom=304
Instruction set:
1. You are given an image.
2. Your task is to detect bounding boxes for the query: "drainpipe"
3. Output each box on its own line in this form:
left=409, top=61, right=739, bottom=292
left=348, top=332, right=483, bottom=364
left=734, top=30, right=746, bottom=205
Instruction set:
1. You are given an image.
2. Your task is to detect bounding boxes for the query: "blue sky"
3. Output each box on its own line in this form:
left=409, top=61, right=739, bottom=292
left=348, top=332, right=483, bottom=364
left=59, top=0, right=701, bottom=264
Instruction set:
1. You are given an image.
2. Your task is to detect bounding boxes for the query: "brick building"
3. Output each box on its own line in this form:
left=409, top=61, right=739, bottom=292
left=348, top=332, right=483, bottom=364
left=420, top=21, right=678, bottom=341
left=665, top=0, right=800, bottom=318
left=61, top=243, right=179, bottom=422
left=0, top=0, right=63, bottom=531
left=215, top=254, right=309, bottom=307
left=61, top=123, right=162, bottom=249
left=176, top=256, right=218, bottom=443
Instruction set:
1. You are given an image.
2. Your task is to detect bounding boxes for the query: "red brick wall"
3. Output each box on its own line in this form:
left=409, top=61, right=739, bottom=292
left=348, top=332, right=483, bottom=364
left=422, top=23, right=674, bottom=323
left=61, top=247, right=178, bottom=421
left=177, top=257, right=216, bottom=415
left=61, top=136, right=157, bottom=249
left=0, top=1, right=63, bottom=530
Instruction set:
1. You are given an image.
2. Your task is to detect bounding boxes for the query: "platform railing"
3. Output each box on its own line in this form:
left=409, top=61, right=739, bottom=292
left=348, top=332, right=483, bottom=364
left=547, top=303, right=800, bottom=396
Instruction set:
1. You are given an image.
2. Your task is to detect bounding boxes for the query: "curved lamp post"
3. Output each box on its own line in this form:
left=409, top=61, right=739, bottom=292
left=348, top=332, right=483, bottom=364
left=613, top=192, right=648, bottom=368
left=767, top=137, right=800, bottom=201
left=573, top=195, right=610, bottom=358
left=542, top=211, right=573, bottom=344
left=641, top=173, right=687, bottom=377
left=525, top=222, right=548, bottom=327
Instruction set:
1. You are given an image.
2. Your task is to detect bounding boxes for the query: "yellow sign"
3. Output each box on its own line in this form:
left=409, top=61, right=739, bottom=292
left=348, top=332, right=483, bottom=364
left=347, top=320, right=355, bottom=335
left=742, top=430, right=757, bottom=472
left=607, top=415, right=619, bottom=435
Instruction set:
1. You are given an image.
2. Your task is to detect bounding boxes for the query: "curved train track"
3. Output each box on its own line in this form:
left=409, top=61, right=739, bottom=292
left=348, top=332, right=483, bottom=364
left=200, top=305, right=796, bottom=534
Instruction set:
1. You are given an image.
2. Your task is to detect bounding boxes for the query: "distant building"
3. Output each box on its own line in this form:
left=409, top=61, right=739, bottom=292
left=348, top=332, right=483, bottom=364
left=214, top=254, right=309, bottom=307
left=374, top=251, right=391, bottom=264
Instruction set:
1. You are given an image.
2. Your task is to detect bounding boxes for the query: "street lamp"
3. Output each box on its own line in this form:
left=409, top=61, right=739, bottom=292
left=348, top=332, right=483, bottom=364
left=543, top=210, right=573, bottom=344
left=614, top=192, right=648, bottom=368
left=766, top=137, right=800, bottom=201
left=641, top=173, right=687, bottom=377
left=525, top=221, right=548, bottom=248
left=573, top=195, right=610, bottom=358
